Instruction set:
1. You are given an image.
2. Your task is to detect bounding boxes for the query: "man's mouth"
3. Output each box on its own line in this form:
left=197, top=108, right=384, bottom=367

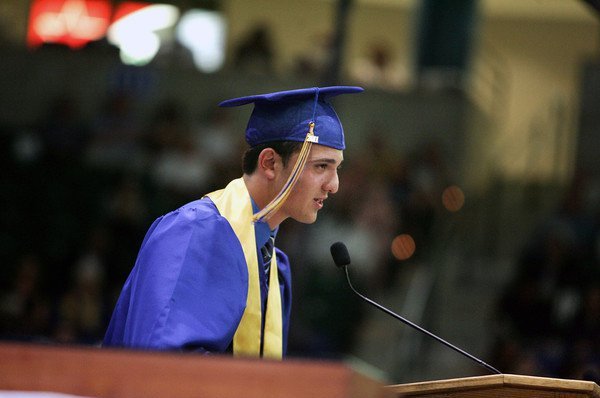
left=314, top=198, right=325, bottom=209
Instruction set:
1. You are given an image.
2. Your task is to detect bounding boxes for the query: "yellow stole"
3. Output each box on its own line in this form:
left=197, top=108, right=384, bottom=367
left=206, top=178, right=283, bottom=359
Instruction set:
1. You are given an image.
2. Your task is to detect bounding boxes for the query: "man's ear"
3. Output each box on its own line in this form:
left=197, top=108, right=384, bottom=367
left=257, top=148, right=278, bottom=180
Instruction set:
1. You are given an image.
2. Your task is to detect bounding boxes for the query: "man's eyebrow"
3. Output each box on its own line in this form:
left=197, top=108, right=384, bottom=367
left=307, top=158, right=343, bottom=164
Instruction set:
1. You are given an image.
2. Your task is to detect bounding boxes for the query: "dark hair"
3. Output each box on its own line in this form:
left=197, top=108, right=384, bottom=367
left=242, top=141, right=303, bottom=174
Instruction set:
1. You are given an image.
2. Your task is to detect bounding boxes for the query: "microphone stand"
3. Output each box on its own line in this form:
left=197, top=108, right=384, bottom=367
left=343, top=266, right=502, bottom=375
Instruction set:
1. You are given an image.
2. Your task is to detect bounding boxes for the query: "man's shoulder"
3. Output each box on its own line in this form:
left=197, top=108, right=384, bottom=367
left=176, top=196, right=217, bottom=214
left=167, top=197, right=222, bottom=222
left=151, top=197, right=232, bottom=235
left=141, top=196, right=240, bottom=254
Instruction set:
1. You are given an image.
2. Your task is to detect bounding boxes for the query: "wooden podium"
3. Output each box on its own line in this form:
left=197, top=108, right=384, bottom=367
left=0, top=342, right=389, bottom=398
left=388, top=373, right=600, bottom=398
left=1, top=342, right=599, bottom=398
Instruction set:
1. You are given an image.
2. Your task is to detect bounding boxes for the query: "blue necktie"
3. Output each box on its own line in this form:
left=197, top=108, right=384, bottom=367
left=260, top=236, right=275, bottom=278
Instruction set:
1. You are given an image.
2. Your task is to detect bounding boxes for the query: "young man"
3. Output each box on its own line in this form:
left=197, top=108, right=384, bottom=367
left=103, top=86, right=363, bottom=358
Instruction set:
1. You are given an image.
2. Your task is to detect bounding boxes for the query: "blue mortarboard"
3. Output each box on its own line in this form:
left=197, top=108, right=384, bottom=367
left=219, top=86, right=363, bottom=150
left=219, top=86, right=364, bottom=223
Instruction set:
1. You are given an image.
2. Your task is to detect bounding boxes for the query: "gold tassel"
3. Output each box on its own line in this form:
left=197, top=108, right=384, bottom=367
left=252, top=122, right=318, bottom=223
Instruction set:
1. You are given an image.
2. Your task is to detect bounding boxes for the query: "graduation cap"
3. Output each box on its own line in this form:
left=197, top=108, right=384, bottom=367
left=219, top=86, right=363, bottom=150
left=219, top=86, right=363, bottom=222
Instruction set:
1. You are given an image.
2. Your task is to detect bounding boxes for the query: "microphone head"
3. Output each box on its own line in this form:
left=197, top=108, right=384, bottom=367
left=330, top=242, right=351, bottom=268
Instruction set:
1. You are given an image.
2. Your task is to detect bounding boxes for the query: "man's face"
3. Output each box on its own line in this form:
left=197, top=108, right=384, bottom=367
left=276, top=144, right=343, bottom=224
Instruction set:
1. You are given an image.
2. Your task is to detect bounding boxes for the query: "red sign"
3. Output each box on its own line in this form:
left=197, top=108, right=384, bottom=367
left=112, top=2, right=150, bottom=23
left=27, top=0, right=112, bottom=49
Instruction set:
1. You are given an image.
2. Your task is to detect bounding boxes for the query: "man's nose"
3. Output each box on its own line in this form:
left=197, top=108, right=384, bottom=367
left=324, top=171, right=339, bottom=194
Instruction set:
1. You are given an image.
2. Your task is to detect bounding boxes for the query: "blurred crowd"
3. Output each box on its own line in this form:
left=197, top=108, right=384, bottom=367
left=0, top=89, right=245, bottom=344
left=490, top=172, right=600, bottom=381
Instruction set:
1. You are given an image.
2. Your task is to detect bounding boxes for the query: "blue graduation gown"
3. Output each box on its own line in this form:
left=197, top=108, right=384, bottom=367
left=103, top=196, right=292, bottom=354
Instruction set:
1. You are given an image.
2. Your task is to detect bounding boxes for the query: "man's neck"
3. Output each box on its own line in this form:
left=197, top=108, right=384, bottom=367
left=243, top=174, right=284, bottom=229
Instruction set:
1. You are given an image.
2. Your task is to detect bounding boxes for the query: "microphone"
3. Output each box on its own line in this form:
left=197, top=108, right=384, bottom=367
left=330, top=241, right=501, bottom=375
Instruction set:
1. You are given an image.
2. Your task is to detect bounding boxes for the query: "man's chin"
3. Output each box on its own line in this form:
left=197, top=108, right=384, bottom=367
left=292, top=213, right=318, bottom=224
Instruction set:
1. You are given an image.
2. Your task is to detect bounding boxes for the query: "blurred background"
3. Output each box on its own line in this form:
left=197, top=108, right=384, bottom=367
left=1, top=0, right=600, bottom=385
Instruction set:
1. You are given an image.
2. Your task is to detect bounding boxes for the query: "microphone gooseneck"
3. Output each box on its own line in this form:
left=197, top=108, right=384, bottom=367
left=330, top=241, right=501, bottom=375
